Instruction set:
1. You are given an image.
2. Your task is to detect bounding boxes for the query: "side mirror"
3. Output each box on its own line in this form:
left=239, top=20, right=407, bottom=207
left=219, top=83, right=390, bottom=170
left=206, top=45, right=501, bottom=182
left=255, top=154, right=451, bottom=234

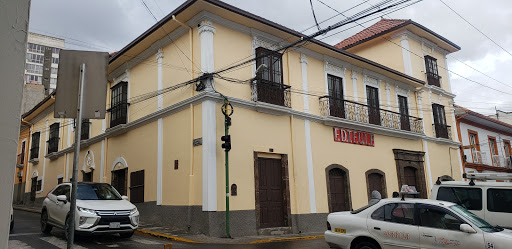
left=57, top=195, right=67, bottom=204
left=121, top=196, right=128, bottom=200
left=460, top=224, right=477, bottom=233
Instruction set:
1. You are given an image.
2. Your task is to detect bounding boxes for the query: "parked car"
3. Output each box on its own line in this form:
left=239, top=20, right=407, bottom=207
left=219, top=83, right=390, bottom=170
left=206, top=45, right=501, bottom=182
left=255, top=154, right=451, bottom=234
left=431, top=173, right=512, bottom=229
left=325, top=197, right=512, bottom=249
left=41, top=182, right=139, bottom=238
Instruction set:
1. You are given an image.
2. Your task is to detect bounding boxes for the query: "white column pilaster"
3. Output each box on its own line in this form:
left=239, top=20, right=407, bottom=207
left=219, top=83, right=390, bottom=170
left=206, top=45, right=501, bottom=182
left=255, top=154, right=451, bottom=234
left=385, top=83, right=391, bottom=109
left=351, top=71, right=358, bottom=102
left=300, top=54, right=316, bottom=213
left=156, top=49, right=164, bottom=205
left=400, top=35, right=413, bottom=76
left=199, top=20, right=217, bottom=211
left=417, top=91, right=433, bottom=188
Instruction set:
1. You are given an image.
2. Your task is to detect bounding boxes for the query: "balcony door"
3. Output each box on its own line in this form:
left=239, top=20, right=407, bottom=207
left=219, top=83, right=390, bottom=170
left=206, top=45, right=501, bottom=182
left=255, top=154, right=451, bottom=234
left=255, top=47, right=284, bottom=106
left=398, top=96, right=410, bottom=131
left=366, top=86, right=380, bottom=125
left=327, top=74, right=344, bottom=118
left=432, top=104, right=448, bottom=138
left=468, top=131, right=481, bottom=163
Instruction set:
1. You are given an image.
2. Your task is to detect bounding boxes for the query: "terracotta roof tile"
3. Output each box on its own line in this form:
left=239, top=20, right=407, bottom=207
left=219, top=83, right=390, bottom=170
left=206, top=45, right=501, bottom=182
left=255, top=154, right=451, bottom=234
left=335, top=19, right=410, bottom=50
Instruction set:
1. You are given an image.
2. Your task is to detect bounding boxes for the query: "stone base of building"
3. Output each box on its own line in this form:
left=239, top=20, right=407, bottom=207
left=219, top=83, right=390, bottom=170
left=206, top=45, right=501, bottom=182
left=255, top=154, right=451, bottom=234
left=135, top=202, right=327, bottom=237
left=22, top=193, right=45, bottom=208
left=12, top=182, right=26, bottom=204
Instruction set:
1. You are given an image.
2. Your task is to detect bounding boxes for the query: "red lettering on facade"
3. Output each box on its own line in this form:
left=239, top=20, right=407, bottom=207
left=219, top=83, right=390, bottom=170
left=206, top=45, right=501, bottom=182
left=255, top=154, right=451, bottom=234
left=333, top=128, right=341, bottom=142
left=332, top=127, right=375, bottom=147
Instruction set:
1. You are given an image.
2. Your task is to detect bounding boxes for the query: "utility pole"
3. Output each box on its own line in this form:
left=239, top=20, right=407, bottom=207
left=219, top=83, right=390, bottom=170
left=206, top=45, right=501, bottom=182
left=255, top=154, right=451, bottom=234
left=220, top=99, right=233, bottom=238
left=67, top=64, right=86, bottom=249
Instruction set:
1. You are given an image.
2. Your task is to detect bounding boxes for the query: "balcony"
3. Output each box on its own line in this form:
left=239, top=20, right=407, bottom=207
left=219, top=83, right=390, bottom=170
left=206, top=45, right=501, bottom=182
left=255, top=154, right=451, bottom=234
left=426, top=72, right=441, bottom=87
left=16, top=153, right=25, bottom=169
left=432, top=123, right=452, bottom=140
left=319, top=96, right=424, bottom=134
left=47, top=137, right=59, bottom=154
left=467, top=151, right=512, bottom=172
left=251, top=79, right=291, bottom=107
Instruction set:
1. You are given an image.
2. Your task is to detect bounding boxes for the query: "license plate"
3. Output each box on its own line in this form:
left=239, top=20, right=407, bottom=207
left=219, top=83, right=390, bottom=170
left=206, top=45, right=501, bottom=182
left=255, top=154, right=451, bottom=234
left=109, top=222, right=121, bottom=229
left=334, top=228, right=346, bottom=233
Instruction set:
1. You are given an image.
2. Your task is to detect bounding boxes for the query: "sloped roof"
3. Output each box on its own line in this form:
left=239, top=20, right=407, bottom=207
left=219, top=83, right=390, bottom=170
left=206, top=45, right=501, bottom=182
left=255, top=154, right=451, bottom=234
left=335, top=18, right=460, bottom=51
left=335, top=19, right=409, bottom=49
left=455, top=105, right=512, bottom=135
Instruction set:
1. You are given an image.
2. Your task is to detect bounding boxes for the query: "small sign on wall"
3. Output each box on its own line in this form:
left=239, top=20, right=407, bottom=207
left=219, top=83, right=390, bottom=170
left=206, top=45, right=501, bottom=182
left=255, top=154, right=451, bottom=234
left=333, top=127, right=375, bottom=147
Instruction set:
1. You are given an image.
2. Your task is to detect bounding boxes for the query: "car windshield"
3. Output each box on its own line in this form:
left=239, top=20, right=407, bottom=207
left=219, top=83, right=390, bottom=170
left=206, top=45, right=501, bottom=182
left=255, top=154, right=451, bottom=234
left=450, top=205, right=501, bottom=232
left=77, top=183, right=122, bottom=200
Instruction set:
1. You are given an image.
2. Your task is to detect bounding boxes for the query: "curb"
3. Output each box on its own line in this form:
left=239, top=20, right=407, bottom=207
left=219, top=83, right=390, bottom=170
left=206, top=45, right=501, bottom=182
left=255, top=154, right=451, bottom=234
left=13, top=206, right=41, bottom=214
left=247, top=235, right=325, bottom=244
left=136, top=229, right=203, bottom=244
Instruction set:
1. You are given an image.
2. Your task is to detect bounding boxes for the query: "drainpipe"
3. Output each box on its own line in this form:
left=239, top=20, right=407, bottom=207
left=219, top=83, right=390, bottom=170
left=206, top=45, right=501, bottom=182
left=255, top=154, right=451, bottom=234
left=21, top=119, right=34, bottom=193
left=173, top=14, right=195, bottom=232
left=172, top=15, right=194, bottom=81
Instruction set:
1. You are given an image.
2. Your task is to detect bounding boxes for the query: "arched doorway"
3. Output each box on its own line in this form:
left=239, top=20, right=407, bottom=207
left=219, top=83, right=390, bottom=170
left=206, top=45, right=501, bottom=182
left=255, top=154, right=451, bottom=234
left=111, top=157, right=128, bottom=196
left=326, top=166, right=350, bottom=212
left=366, top=169, right=387, bottom=200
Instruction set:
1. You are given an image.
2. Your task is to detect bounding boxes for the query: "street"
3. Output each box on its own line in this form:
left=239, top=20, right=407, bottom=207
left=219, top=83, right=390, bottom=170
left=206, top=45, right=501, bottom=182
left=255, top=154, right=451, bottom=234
left=9, top=210, right=330, bottom=249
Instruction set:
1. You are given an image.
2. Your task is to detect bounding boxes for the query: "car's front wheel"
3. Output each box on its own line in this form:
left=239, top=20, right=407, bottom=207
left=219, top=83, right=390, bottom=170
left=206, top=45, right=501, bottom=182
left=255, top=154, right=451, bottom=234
left=40, top=210, right=52, bottom=234
left=354, top=240, right=379, bottom=249
left=119, top=231, right=134, bottom=238
left=64, top=216, right=71, bottom=240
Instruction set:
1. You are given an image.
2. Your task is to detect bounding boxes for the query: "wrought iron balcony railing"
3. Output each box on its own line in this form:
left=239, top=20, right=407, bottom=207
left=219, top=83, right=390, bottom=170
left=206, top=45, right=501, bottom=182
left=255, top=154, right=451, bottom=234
left=17, top=153, right=25, bottom=168
left=432, top=123, right=452, bottom=139
left=251, top=79, right=291, bottom=108
left=426, top=72, right=441, bottom=87
left=320, top=96, right=423, bottom=134
left=47, top=137, right=59, bottom=154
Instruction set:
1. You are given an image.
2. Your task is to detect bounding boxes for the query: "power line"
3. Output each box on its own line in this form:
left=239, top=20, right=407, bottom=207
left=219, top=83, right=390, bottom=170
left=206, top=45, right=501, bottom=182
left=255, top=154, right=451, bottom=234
left=439, top=0, right=512, bottom=58
left=309, top=0, right=321, bottom=30
left=138, top=0, right=200, bottom=76
left=216, top=0, right=417, bottom=77
left=314, top=0, right=512, bottom=96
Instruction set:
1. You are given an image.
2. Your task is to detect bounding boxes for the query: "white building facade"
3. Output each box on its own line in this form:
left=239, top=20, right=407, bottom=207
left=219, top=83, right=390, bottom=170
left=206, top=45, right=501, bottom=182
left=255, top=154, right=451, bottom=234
left=456, top=105, right=512, bottom=177
left=25, top=32, right=64, bottom=92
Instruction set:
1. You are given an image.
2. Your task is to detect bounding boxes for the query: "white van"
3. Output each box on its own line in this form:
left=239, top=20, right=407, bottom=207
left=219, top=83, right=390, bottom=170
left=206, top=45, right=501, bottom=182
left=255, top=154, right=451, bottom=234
left=430, top=173, right=512, bottom=229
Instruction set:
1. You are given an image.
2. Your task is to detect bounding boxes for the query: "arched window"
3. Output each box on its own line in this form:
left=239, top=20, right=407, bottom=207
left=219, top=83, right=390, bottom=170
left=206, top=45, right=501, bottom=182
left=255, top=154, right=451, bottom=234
left=326, top=165, right=351, bottom=212
left=366, top=169, right=387, bottom=201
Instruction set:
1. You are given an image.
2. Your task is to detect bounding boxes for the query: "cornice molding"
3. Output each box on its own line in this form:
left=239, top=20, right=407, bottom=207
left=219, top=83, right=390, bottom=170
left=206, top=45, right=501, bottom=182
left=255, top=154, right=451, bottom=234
left=109, top=27, right=188, bottom=81
left=390, top=29, right=450, bottom=56
left=198, top=20, right=216, bottom=35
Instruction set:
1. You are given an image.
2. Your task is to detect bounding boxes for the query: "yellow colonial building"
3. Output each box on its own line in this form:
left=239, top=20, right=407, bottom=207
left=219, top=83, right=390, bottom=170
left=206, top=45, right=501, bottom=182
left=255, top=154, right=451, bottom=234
left=16, top=0, right=463, bottom=236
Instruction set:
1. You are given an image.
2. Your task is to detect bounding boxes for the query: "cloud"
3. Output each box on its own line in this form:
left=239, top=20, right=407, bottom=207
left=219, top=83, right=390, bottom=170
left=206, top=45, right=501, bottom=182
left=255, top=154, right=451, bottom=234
left=27, top=0, right=512, bottom=114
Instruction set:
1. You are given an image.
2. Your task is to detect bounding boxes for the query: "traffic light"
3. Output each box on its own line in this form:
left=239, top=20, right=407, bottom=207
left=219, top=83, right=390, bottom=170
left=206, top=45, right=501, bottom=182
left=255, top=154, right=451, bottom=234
left=225, top=116, right=231, bottom=126
left=221, top=135, right=231, bottom=152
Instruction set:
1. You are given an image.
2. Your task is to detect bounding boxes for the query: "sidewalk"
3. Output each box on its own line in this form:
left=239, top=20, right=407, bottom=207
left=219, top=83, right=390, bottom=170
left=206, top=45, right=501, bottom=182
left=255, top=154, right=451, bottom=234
left=13, top=205, right=324, bottom=244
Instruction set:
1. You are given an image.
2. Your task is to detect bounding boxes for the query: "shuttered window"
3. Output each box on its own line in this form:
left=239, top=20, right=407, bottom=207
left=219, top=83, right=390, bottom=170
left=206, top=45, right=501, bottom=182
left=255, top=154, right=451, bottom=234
left=109, top=82, right=128, bottom=128
left=130, top=170, right=144, bottom=203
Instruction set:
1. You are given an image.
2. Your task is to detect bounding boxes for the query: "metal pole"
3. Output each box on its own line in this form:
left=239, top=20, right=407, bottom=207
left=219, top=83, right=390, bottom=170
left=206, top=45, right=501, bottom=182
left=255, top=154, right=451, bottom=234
left=225, top=115, right=230, bottom=238
left=67, top=63, right=86, bottom=249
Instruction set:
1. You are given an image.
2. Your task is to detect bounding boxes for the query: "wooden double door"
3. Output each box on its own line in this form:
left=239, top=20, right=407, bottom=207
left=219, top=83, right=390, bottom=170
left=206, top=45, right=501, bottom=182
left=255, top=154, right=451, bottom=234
left=257, top=158, right=288, bottom=228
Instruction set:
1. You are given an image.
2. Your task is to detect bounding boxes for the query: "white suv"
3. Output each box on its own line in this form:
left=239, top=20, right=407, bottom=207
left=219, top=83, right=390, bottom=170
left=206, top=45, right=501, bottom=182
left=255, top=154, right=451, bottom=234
left=41, top=182, right=140, bottom=238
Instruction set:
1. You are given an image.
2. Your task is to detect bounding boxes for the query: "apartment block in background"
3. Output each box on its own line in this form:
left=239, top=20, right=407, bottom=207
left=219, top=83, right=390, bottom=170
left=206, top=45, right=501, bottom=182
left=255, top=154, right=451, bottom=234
left=21, top=32, right=64, bottom=114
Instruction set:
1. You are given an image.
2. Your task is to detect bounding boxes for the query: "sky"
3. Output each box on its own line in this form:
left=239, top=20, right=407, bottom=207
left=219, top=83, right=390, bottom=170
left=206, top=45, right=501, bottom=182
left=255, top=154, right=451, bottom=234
left=28, top=0, right=512, bottom=115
